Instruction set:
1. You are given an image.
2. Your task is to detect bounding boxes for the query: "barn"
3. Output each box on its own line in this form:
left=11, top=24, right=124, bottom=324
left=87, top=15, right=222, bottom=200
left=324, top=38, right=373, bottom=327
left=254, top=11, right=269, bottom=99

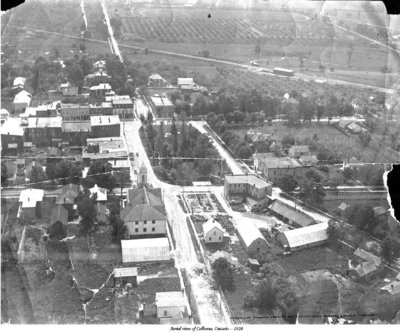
left=277, top=222, right=328, bottom=252
left=121, top=238, right=170, bottom=264
left=235, top=222, right=269, bottom=255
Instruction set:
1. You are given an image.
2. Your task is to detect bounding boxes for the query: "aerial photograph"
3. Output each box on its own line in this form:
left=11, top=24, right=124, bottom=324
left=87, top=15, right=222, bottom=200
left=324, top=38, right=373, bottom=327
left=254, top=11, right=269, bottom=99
left=1, top=0, right=400, bottom=326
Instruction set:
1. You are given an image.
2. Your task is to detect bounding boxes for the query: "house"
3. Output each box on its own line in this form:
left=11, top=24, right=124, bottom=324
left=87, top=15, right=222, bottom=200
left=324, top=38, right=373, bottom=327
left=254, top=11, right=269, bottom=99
left=12, top=77, right=26, bottom=90
left=254, top=156, right=304, bottom=183
left=155, top=291, right=189, bottom=324
left=288, top=145, right=310, bottom=159
left=1, top=118, right=24, bottom=154
left=113, top=267, right=138, bottom=287
left=277, top=222, right=328, bottom=252
left=1, top=108, right=9, bottom=122
left=269, top=200, right=316, bottom=228
left=148, top=74, right=168, bottom=87
left=128, top=187, right=164, bottom=210
left=110, top=159, right=131, bottom=185
left=24, top=117, right=62, bottom=147
left=89, top=184, right=108, bottom=202
left=177, top=78, right=199, bottom=91
left=373, top=206, right=388, bottom=219
left=90, top=115, right=120, bottom=138
left=202, top=219, right=225, bottom=243
left=18, top=188, right=44, bottom=220
left=380, top=281, right=400, bottom=295
left=13, top=90, right=32, bottom=114
left=235, top=222, right=269, bottom=255
left=337, top=202, right=349, bottom=216
left=55, top=183, right=81, bottom=219
left=347, top=122, right=366, bottom=133
left=150, top=94, right=174, bottom=118
left=93, top=60, right=106, bottom=70
left=89, top=83, right=112, bottom=98
left=60, top=104, right=90, bottom=121
left=49, top=205, right=68, bottom=240
left=121, top=238, right=170, bottom=263
left=224, top=174, right=273, bottom=209
left=246, top=130, right=272, bottom=152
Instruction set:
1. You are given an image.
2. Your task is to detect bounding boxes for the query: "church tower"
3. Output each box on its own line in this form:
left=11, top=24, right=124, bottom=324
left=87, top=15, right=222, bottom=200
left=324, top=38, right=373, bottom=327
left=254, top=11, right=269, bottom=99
left=138, top=163, right=147, bottom=186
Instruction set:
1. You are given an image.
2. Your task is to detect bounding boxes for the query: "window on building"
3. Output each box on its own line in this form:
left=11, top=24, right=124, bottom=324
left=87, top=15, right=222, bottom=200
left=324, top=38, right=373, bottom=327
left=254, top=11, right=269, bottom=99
left=135, top=228, right=138, bottom=232
left=219, top=237, right=221, bottom=240
left=209, top=237, right=212, bottom=241
left=164, top=310, right=168, bottom=316
left=143, top=220, right=147, bottom=224
left=152, top=220, right=155, bottom=224
left=143, top=228, right=147, bottom=232
left=135, top=221, right=138, bottom=225
left=214, top=231, right=216, bottom=235
left=152, top=227, right=155, bottom=232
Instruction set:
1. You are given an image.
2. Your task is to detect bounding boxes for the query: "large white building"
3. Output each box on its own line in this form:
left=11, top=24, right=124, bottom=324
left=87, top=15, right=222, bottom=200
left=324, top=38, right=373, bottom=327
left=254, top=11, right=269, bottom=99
left=121, top=238, right=170, bottom=263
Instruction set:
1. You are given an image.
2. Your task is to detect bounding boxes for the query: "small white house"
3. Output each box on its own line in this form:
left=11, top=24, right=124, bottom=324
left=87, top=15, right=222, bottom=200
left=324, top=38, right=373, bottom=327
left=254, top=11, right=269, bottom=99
left=155, top=291, right=187, bottom=323
left=18, top=188, right=44, bottom=220
left=89, top=184, right=107, bottom=202
left=121, top=238, right=170, bottom=263
left=202, top=219, right=225, bottom=243
left=13, top=90, right=32, bottom=114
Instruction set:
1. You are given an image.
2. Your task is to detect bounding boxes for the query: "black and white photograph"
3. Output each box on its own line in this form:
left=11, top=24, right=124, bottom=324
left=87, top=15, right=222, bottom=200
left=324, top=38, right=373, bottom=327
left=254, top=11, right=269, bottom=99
left=1, top=0, right=400, bottom=326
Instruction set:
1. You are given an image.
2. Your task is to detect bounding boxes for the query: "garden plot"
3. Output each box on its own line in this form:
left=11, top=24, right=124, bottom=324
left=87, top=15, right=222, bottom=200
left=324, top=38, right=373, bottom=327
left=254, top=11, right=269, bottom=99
left=183, top=193, right=225, bottom=215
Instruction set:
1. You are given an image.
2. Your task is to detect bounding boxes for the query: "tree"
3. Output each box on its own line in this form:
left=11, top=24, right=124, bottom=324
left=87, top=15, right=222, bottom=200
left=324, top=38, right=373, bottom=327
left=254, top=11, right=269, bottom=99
left=281, top=135, right=295, bottom=148
left=381, top=235, right=400, bottom=265
left=85, top=161, right=116, bottom=190
left=77, top=190, right=96, bottom=235
left=345, top=204, right=376, bottom=231
left=276, top=175, right=298, bottom=193
left=327, top=220, right=345, bottom=243
left=298, top=179, right=326, bottom=207
left=212, top=257, right=234, bottom=291
left=198, top=159, right=213, bottom=175
left=360, top=132, right=372, bottom=147
left=342, top=167, right=353, bottom=182
left=29, top=164, right=46, bottom=185
left=1, top=162, right=8, bottom=186
left=110, top=215, right=127, bottom=243
left=66, top=64, right=84, bottom=89
left=305, top=169, right=322, bottom=183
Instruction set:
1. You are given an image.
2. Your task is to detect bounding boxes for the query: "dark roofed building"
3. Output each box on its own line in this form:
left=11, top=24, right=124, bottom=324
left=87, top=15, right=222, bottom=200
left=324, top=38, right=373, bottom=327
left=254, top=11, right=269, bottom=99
left=269, top=200, right=316, bottom=228
left=49, top=205, right=68, bottom=240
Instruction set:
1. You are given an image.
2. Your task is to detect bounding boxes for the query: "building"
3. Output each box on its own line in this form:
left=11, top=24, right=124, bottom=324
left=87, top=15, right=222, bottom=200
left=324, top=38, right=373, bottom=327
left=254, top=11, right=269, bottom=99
left=138, top=163, right=148, bottom=186
left=89, top=102, right=114, bottom=116
left=89, top=184, right=108, bottom=202
left=121, top=238, right=170, bottom=263
left=269, top=200, right=316, bottom=228
left=288, top=145, right=310, bottom=159
left=235, top=222, right=269, bottom=255
left=113, top=267, right=138, bottom=287
left=272, top=67, right=295, bottom=77
left=13, top=90, right=32, bottom=114
left=155, top=291, right=188, bottom=324
left=90, top=115, right=120, bottom=138
left=93, top=60, right=106, bottom=70
left=62, top=121, right=92, bottom=146
left=111, top=97, right=134, bottom=118
left=85, top=69, right=111, bottom=86
left=12, top=77, right=26, bottom=90
left=49, top=205, right=69, bottom=240
left=150, top=94, right=174, bottom=118
left=246, top=130, right=272, bottom=152
left=89, top=83, right=112, bottom=98
left=60, top=104, right=90, bottom=121
left=254, top=156, right=303, bottom=183
left=224, top=174, right=273, bottom=209
left=95, top=202, right=108, bottom=225
left=1, top=118, right=24, bottom=154
left=299, top=154, right=318, bottom=166
left=349, top=248, right=382, bottom=278
left=277, top=222, right=328, bottom=252
left=177, top=78, right=199, bottom=91
left=24, top=117, right=62, bottom=147
left=1, top=108, right=9, bottom=122
left=55, top=184, right=81, bottom=219
left=82, top=137, right=128, bottom=164
left=202, top=219, right=225, bottom=243
left=18, top=188, right=44, bottom=220
left=148, top=74, right=168, bottom=87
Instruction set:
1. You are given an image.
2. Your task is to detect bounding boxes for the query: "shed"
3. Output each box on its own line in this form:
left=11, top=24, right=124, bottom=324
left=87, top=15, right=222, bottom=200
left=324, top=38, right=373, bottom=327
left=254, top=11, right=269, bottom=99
left=248, top=258, right=261, bottom=272
left=269, top=200, right=315, bottom=228
left=202, top=219, right=225, bottom=243
left=121, top=238, right=170, bottom=263
left=155, top=291, right=187, bottom=321
left=277, top=222, right=328, bottom=252
left=235, top=222, right=269, bottom=255
left=113, top=267, right=138, bottom=287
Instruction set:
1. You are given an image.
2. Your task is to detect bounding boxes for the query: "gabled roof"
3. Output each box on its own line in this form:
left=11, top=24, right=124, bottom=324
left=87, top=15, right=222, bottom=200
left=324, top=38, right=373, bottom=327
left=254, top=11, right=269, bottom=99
left=121, top=204, right=166, bottom=222
left=281, top=222, right=328, bottom=249
left=155, top=291, right=185, bottom=308
left=14, top=90, right=32, bottom=104
left=202, top=219, right=224, bottom=235
left=19, top=188, right=44, bottom=208
left=121, top=237, right=169, bottom=249
left=355, top=261, right=379, bottom=277
left=149, top=73, right=167, bottom=82
left=269, top=200, right=315, bottom=227
left=114, top=267, right=138, bottom=278
left=177, top=78, right=194, bottom=85
left=50, top=205, right=68, bottom=226
left=290, top=145, right=310, bottom=154
left=13, top=77, right=26, bottom=87
left=354, top=248, right=381, bottom=266
left=236, top=222, right=268, bottom=248
left=95, top=202, right=108, bottom=216
left=373, top=206, right=388, bottom=216
left=225, top=174, right=271, bottom=189
left=89, top=184, right=107, bottom=201
left=128, top=187, right=163, bottom=207
left=56, top=184, right=80, bottom=205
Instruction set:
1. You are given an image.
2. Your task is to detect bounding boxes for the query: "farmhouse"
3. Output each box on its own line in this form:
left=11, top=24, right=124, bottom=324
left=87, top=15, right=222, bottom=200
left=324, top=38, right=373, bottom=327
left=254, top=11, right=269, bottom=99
left=202, top=219, right=225, bottom=244
left=277, top=222, right=328, bottom=252
left=90, top=115, right=121, bottom=138
left=113, top=267, right=138, bottom=287
left=254, top=156, right=304, bottom=183
left=235, top=222, right=269, bottom=255
left=148, top=74, right=168, bottom=87
left=155, top=291, right=189, bottom=324
left=121, top=238, right=170, bottom=263
left=269, top=200, right=316, bottom=228
left=224, top=174, right=273, bottom=208
left=18, top=188, right=44, bottom=220
left=13, top=90, right=32, bottom=114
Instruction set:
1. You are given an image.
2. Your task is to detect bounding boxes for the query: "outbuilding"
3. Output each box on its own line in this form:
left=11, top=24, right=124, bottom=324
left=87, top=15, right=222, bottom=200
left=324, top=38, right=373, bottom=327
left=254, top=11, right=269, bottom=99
left=155, top=291, right=188, bottom=324
left=235, top=222, right=269, bottom=255
left=113, top=267, right=138, bottom=287
left=121, top=238, right=170, bottom=263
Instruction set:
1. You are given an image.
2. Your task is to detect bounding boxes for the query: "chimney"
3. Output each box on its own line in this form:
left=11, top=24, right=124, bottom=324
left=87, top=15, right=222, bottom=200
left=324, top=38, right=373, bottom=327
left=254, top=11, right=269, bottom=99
left=64, top=196, right=66, bottom=204
left=28, top=197, right=30, bottom=202
left=108, top=117, right=110, bottom=123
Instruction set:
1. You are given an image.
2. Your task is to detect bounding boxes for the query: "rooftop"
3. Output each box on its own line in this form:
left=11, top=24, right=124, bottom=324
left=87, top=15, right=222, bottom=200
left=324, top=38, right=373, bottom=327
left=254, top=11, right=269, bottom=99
left=225, top=174, right=271, bottom=189
left=121, top=204, right=166, bottom=222
left=62, top=121, right=91, bottom=132
left=50, top=205, right=68, bottom=226
left=114, top=267, right=138, bottom=278
left=281, top=222, right=328, bottom=249
left=90, top=115, right=120, bottom=126
left=27, top=116, right=62, bottom=128
left=89, top=184, right=108, bottom=201
left=121, top=237, right=169, bottom=249
left=155, top=291, right=185, bottom=308
left=260, top=157, right=301, bottom=169
left=14, top=90, right=32, bottom=104
left=90, top=83, right=111, bottom=90
left=203, top=219, right=224, bottom=235
left=1, top=118, right=24, bottom=136
left=149, top=73, right=167, bottom=81
left=177, top=78, right=194, bottom=85
left=19, top=188, right=44, bottom=208
left=269, top=200, right=316, bottom=227
left=151, top=95, right=173, bottom=107
left=112, top=98, right=133, bottom=105
left=236, top=222, right=268, bottom=248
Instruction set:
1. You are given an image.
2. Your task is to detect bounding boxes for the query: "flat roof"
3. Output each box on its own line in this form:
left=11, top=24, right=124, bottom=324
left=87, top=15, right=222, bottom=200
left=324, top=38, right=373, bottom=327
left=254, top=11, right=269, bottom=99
left=90, top=115, right=120, bottom=126
left=62, top=121, right=91, bottom=132
left=269, top=200, right=315, bottom=227
left=114, top=267, right=138, bottom=278
left=1, top=118, right=24, bottom=136
left=121, top=237, right=169, bottom=249
left=261, top=157, right=301, bottom=169
left=155, top=291, right=185, bottom=308
left=151, top=96, right=173, bottom=107
left=225, top=174, right=271, bottom=189
left=27, top=116, right=62, bottom=128
left=112, top=98, right=133, bottom=105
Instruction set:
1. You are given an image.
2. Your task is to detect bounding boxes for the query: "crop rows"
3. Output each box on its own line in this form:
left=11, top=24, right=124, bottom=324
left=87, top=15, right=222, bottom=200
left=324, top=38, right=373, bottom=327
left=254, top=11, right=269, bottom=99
left=122, top=17, right=365, bottom=46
